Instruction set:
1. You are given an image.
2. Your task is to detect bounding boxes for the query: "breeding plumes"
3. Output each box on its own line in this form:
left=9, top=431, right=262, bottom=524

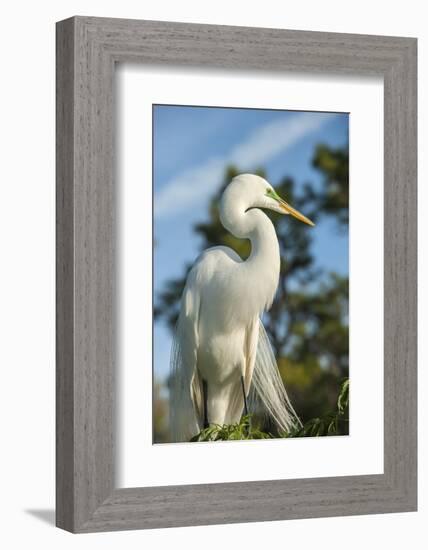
left=170, top=174, right=314, bottom=442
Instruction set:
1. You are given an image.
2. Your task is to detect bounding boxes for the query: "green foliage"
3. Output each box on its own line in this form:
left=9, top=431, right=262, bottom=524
left=285, top=378, right=349, bottom=437
left=190, top=378, right=350, bottom=441
left=153, top=143, right=350, bottom=443
left=190, top=415, right=272, bottom=442
left=337, top=377, right=349, bottom=414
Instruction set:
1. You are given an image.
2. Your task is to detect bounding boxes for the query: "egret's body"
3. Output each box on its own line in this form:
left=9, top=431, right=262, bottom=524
left=170, top=174, right=314, bottom=441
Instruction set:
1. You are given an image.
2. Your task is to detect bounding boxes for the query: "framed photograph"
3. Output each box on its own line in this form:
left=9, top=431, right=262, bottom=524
left=56, top=16, right=417, bottom=532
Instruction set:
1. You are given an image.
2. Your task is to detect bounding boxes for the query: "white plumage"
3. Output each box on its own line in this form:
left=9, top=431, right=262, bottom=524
left=170, top=174, right=314, bottom=442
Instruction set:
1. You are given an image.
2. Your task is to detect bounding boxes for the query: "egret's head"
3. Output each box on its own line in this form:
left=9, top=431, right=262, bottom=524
left=227, top=174, right=315, bottom=227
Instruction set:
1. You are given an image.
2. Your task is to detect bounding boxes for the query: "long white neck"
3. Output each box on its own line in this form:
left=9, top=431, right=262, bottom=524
left=220, top=195, right=280, bottom=313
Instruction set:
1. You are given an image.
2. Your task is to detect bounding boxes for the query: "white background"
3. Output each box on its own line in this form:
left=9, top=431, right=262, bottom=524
left=118, top=67, right=383, bottom=487
left=0, top=1, right=425, bottom=549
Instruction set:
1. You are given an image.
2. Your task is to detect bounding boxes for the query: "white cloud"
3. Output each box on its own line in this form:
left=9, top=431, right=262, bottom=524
left=154, top=112, right=337, bottom=219
left=154, top=157, right=225, bottom=219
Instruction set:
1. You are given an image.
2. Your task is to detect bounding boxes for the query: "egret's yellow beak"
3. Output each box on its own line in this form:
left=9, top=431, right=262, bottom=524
left=265, top=187, right=315, bottom=226
left=278, top=198, right=315, bottom=227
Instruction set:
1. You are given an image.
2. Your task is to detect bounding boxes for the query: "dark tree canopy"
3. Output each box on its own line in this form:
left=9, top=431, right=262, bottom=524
left=312, top=144, right=349, bottom=226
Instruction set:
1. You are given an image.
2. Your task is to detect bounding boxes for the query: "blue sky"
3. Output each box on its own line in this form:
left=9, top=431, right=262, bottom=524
left=153, top=105, right=349, bottom=381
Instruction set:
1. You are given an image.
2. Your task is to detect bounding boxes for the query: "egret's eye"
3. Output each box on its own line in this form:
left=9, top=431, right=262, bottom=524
left=265, top=188, right=276, bottom=200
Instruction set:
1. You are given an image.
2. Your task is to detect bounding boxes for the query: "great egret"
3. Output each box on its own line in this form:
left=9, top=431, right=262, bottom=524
left=170, top=174, right=314, bottom=442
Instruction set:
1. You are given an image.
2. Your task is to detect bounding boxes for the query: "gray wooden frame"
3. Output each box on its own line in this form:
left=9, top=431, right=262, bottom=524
left=56, top=16, right=417, bottom=533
